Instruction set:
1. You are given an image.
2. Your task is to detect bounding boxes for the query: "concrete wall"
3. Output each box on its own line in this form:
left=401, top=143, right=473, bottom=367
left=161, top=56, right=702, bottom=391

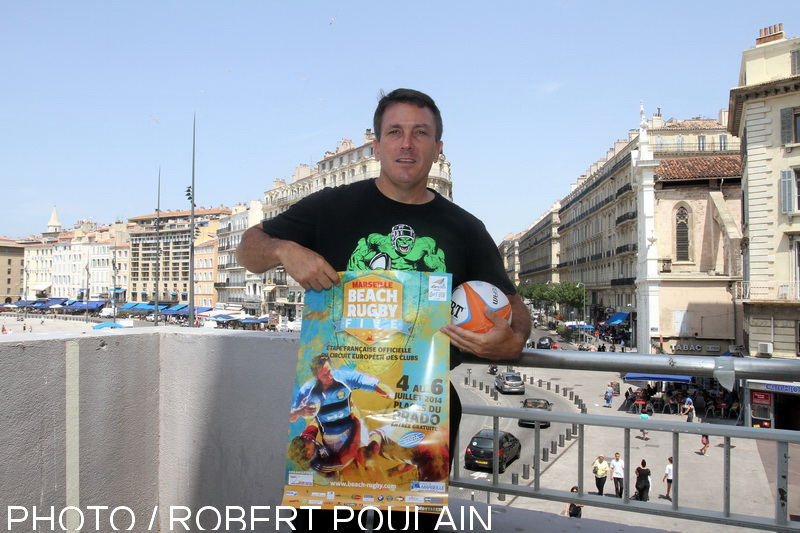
left=0, top=328, right=299, bottom=532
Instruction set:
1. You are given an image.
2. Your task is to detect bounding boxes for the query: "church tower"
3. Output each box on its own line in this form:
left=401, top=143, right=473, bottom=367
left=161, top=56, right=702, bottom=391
left=46, top=206, right=61, bottom=234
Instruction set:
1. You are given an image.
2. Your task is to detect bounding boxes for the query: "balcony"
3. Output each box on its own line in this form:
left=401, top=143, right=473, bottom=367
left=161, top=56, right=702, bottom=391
left=3, top=330, right=798, bottom=532
left=616, top=211, right=637, bottom=225
left=735, top=281, right=800, bottom=302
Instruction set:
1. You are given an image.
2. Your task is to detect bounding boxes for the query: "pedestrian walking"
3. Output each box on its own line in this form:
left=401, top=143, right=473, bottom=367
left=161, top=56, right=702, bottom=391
left=592, top=455, right=610, bottom=496
left=682, top=397, right=695, bottom=422
left=699, top=434, right=710, bottom=455
left=565, top=486, right=583, bottom=518
left=635, top=459, right=651, bottom=501
left=610, top=452, right=625, bottom=498
left=662, top=456, right=673, bottom=500
left=640, top=412, right=650, bottom=440
left=604, top=385, right=614, bottom=408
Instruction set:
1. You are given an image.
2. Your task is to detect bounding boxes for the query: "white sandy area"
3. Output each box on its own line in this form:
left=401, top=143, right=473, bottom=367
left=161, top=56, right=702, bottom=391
left=0, top=313, right=108, bottom=335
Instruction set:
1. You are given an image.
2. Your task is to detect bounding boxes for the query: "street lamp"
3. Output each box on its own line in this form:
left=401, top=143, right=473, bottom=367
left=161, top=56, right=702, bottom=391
left=185, top=115, right=197, bottom=327
left=577, top=281, right=587, bottom=343
left=22, top=265, right=29, bottom=320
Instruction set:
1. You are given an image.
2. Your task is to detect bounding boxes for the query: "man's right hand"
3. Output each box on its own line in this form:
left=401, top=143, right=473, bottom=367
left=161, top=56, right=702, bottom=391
left=236, top=225, right=340, bottom=291
left=276, top=240, right=340, bottom=291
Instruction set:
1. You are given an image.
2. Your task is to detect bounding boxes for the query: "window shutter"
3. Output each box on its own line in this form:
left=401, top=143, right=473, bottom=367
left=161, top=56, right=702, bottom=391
left=780, top=170, right=795, bottom=214
left=792, top=50, right=800, bottom=76
left=781, top=108, right=794, bottom=145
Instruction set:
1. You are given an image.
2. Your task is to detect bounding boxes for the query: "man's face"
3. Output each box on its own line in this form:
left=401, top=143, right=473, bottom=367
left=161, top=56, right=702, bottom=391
left=373, top=102, right=443, bottom=198
left=317, top=362, right=334, bottom=387
left=615, top=453, right=620, bottom=461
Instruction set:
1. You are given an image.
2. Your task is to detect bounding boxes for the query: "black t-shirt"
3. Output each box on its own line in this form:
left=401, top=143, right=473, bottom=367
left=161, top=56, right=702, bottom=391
left=262, top=179, right=514, bottom=293
left=262, top=179, right=516, bottom=367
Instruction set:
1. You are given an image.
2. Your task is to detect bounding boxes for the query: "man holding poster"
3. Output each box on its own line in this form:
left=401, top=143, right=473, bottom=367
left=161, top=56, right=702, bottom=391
left=238, top=88, right=530, bottom=530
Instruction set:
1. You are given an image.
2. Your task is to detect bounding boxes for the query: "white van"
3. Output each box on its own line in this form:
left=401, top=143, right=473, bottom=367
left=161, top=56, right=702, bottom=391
left=99, top=308, right=115, bottom=318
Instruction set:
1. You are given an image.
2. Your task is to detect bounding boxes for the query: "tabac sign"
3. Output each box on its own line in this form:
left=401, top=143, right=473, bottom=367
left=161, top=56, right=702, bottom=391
left=335, top=273, right=411, bottom=344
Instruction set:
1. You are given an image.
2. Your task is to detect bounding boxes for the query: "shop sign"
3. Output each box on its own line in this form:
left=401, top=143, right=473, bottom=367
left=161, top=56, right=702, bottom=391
left=765, top=383, right=800, bottom=395
left=670, top=343, right=703, bottom=352
left=751, top=390, right=772, bottom=406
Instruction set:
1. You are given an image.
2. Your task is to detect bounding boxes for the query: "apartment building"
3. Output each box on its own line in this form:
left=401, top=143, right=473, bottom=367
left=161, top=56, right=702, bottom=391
left=216, top=201, right=263, bottom=315
left=518, top=205, right=561, bottom=287
left=515, top=104, right=743, bottom=353
left=128, top=207, right=230, bottom=304
left=195, top=237, right=218, bottom=309
left=728, top=24, right=800, bottom=358
left=0, top=237, right=24, bottom=303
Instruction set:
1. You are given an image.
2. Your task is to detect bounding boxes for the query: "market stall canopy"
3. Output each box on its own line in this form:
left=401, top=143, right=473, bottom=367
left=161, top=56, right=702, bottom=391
left=603, top=312, right=630, bottom=325
left=623, top=373, right=692, bottom=384
left=93, top=322, right=125, bottom=329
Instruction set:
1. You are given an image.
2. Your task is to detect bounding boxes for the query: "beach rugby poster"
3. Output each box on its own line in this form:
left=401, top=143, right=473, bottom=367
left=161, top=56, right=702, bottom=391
left=282, top=271, right=452, bottom=513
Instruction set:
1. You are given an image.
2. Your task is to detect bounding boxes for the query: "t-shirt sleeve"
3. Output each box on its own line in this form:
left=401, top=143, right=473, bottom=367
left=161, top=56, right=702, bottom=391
left=261, top=189, right=327, bottom=249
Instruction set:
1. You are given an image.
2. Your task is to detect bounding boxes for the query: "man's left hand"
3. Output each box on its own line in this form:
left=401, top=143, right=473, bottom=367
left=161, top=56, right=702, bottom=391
left=441, top=295, right=530, bottom=361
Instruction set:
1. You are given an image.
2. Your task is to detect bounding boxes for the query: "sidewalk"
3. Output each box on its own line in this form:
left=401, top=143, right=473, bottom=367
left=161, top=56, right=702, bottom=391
left=465, top=365, right=782, bottom=532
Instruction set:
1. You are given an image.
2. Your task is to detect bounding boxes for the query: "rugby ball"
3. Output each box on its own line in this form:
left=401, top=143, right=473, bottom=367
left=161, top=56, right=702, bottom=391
left=451, top=281, right=512, bottom=333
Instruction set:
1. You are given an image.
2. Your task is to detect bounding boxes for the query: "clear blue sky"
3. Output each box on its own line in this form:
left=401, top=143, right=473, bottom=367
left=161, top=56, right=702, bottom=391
left=2, top=1, right=798, bottom=242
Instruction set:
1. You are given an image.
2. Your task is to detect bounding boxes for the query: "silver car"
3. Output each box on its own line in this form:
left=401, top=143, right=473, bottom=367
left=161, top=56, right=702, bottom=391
left=495, top=372, right=525, bottom=394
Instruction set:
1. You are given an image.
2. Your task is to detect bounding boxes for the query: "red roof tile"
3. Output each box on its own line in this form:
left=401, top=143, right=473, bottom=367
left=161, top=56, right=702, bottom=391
left=655, top=155, right=741, bottom=181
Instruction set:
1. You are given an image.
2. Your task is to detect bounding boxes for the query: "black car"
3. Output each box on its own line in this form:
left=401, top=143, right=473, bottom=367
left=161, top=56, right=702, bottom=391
left=536, top=336, right=558, bottom=349
left=463, top=429, right=521, bottom=473
left=518, top=398, right=554, bottom=427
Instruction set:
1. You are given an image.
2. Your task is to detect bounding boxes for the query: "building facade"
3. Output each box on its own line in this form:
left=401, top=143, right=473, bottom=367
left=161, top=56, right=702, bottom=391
left=548, top=105, right=742, bottom=353
left=0, top=237, right=24, bottom=303
left=128, top=207, right=230, bottom=305
left=216, top=202, right=263, bottom=315
left=728, top=24, right=800, bottom=358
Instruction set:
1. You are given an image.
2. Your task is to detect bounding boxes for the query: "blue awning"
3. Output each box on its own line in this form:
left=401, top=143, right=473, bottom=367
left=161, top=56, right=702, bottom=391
left=120, top=303, right=138, bottom=310
left=63, top=301, right=105, bottom=311
left=605, top=312, right=630, bottom=326
left=624, top=373, right=692, bottom=384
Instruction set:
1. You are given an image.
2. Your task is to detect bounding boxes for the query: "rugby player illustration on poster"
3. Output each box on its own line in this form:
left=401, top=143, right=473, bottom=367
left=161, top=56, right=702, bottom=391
left=282, top=270, right=452, bottom=513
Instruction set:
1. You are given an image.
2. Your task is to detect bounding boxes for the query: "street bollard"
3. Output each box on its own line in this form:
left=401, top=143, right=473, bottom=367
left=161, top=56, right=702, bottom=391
left=572, top=423, right=579, bottom=434
left=498, top=492, right=506, bottom=502
left=559, top=434, right=565, bottom=447
left=550, top=441, right=557, bottom=455
left=542, top=447, right=549, bottom=462
left=581, top=406, right=587, bottom=414
left=522, top=463, right=530, bottom=480
left=464, top=376, right=469, bottom=386
left=538, top=379, right=543, bottom=387
left=546, top=382, right=551, bottom=390
left=555, top=384, right=560, bottom=393
left=566, top=428, right=572, bottom=441
left=472, top=379, right=476, bottom=388
left=574, top=395, right=580, bottom=406
left=471, top=491, right=475, bottom=501
left=569, top=391, right=574, bottom=401
left=563, top=388, right=568, bottom=397
left=512, top=473, right=519, bottom=485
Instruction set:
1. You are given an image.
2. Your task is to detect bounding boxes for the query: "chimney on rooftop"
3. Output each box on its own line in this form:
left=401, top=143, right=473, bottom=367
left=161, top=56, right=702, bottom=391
left=756, top=23, right=784, bottom=45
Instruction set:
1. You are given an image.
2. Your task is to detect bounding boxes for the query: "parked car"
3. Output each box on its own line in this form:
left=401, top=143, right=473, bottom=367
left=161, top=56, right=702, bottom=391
left=518, top=398, right=554, bottom=427
left=463, top=429, right=521, bottom=473
left=495, top=371, right=525, bottom=394
left=536, top=336, right=558, bottom=349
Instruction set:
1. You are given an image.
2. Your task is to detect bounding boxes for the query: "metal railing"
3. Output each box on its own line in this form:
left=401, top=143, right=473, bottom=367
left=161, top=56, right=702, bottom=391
left=735, top=281, right=800, bottom=301
left=454, top=350, right=800, bottom=532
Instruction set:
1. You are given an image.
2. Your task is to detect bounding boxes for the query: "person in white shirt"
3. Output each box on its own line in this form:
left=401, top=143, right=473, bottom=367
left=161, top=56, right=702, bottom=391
left=662, top=456, right=674, bottom=500
left=610, top=452, right=625, bottom=498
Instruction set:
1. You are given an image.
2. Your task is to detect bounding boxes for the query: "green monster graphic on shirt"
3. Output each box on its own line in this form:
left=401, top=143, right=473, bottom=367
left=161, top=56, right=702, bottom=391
left=347, top=224, right=446, bottom=272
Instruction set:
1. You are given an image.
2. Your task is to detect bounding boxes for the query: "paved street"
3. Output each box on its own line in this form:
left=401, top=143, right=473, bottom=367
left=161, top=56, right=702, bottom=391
left=450, top=325, right=799, bottom=532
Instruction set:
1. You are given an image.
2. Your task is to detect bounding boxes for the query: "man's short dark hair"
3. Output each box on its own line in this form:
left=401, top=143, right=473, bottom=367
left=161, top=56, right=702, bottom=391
left=373, top=88, right=443, bottom=143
